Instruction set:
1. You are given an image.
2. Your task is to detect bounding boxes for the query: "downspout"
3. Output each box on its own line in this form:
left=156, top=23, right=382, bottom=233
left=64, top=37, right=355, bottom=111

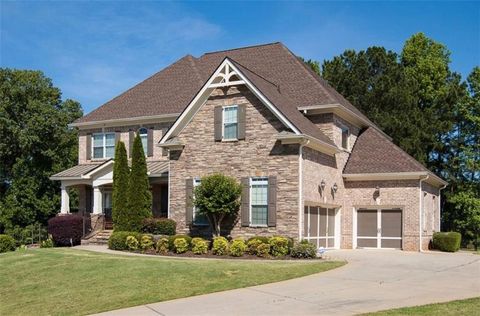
left=438, top=183, right=448, bottom=232
left=419, top=175, right=429, bottom=252
left=298, top=144, right=304, bottom=241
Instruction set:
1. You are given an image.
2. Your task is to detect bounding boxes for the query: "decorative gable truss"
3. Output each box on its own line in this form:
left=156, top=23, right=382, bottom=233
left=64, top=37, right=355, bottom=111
left=159, top=58, right=338, bottom=156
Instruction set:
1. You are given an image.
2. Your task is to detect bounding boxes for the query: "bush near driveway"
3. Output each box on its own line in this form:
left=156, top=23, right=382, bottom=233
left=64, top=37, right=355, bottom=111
left=47, top=215, right=83, bottom=246
left=291, top=241, right=317, bottom=258
left=0, top=234, right=15, bottom=253
left=142, top=218, right=176, bottom=235
left=433, top=232, right=462, bottom=252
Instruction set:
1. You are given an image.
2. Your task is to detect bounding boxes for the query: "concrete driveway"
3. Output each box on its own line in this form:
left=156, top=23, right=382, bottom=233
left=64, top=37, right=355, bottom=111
left=95, top=250, right=480, bottom=316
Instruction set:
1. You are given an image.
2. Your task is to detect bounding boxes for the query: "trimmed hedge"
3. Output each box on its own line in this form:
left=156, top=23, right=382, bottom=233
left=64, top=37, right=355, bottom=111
left=247, top=236, right=269, bottom=244
left=142, top=218, right=176, bottom=235
left=229, top=239, right=247, bottom=257
left=0, top=234, right=16, bottom=253
left=108, top=231, right=142, bottom=250
left=268, top=236, right=289, bottom=257
left=212, top=236, right=229, bottom=255
left=192, top=237, right=209, bottom=255
left=168, top=235, right=192, bottom=251
left=433, top=232, right=462, bottom=252
left=291, top=241, right=317, bottom=258
left=47, top=215, right=83, bottom=246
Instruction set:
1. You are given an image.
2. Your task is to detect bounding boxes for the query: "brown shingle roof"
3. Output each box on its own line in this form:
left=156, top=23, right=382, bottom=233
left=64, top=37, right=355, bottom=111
left=75, top=42, right=377, bottom=135
left=343, top=127, right=429, bottom=174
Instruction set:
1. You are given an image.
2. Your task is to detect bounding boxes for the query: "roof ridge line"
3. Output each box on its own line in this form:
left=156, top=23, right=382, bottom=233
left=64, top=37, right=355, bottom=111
left=202, top=42, right=281, bottom=56
left=187, top=55, right=204, bottom=85
left=229, top=58, right=280, bottom=91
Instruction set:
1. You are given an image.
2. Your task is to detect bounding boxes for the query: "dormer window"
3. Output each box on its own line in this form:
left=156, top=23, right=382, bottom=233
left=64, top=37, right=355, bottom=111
left=341, top=126, right=350, bottom=150
left=139, top=127, right=148, bottom=155
left=223, top=105, right=238, bottom=140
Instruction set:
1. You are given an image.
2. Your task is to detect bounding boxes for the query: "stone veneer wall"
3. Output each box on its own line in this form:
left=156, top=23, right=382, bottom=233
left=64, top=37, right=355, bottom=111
left=78, top=122, right=172, bottom=164
left=169, top=85, right=300, bottom=239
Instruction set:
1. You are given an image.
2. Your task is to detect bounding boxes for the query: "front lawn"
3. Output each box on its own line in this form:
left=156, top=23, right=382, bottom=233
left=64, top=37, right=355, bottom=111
left=0, top=248, right=344, bottom=315
left=364, top=297, right=480, bottom=315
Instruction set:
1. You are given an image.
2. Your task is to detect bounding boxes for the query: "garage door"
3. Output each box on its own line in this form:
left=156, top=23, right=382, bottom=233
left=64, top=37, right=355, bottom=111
left=357, top=209, right=402, bottom=249
left=304, top=206, right=336, bottom=248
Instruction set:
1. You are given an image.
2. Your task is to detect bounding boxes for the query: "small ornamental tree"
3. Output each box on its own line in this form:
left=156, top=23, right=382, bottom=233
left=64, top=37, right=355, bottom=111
left=112, top=141, right=130, bottom=231
left=126, top=134, right=152, bottom=231
left=193, top=174, right=242, bottom=236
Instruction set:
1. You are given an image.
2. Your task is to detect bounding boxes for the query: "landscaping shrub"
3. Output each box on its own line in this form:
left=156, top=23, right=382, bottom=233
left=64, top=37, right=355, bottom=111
left=191, top=237, right=209, bottom=255
left=40, top=238, right=54, bottom=248
left=291, top=242, right=317, bottom=259
left=5, top=224, right=48, bottom=246
left=47, top=215, right=83, bottom=246
left=247, top=239, right=264, bottom=255
left=212, top=236, right=229, bottom=255
left=140, top=234, right=154, bottom=251
left=156, top=238, right=169, bottom=254
left=173, top=238, right=189, bottom=254
left=229, top=239, right=247, bottom=257
left=268, top=236, right=289, bottom=257
left=142, top=218, right=176, bottom=235
left=126, top=236, right=139, bottom=250
left=247, top=236, right=269, bottom=244
left=108, top=231, right=141, bottom=250
left=0, top=234, right=16, bottom=253
left=433, top=232, right=462, bottom=252
left=168, top=235, right=192, bottom=251
left=256, top=243, right=271, bottom=258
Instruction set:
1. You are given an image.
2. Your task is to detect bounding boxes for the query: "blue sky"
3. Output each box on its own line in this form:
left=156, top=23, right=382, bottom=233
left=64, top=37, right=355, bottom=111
left=1, top=1, right=479, bottom=115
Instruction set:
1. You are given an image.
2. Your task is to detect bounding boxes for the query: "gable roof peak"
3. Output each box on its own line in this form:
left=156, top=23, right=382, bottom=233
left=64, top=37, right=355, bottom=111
left=202, top=42, right=283, bottom=57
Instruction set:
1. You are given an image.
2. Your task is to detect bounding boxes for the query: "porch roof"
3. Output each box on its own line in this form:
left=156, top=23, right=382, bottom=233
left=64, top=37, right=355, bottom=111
left=50, top=160, right=169, bottom=180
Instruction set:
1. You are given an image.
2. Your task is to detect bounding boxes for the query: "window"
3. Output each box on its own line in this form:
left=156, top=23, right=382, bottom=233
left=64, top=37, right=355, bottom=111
left=341, top=126, right=350, bottom=150
left=223, top=105, right=238, bottom=140
left=139, top=127, right=148, bottom=155
left=92, top=133, right=115, bottom=159
left=193, top=178, right=209, bottom=226
left=250, top=177, right=268, bottom=226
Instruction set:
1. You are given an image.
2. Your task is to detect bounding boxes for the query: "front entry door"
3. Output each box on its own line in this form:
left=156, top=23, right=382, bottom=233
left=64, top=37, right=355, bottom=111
left=357, top=209, right=402, bottom=249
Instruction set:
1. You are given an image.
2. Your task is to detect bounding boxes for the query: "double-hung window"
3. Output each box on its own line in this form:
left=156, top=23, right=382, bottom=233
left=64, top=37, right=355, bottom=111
left=250, top=177, right=269, bottom=226
left=193, top=178, right=209, bottom=226
left=92, top=133, right=115, bottom=159
left=223, top=105, right=238, bottom=140
left=139, top=127, right=148, bottom=155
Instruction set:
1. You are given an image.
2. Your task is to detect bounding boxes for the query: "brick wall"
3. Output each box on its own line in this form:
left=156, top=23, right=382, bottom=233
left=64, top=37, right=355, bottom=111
left=169, top=85, right=300, bottom=239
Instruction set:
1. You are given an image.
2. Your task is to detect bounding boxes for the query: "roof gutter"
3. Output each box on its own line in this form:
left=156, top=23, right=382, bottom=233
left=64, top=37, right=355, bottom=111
left=69, top=113, right=180, bottom=129
left=276, top=133, right=339, bottom=156
left=343, top=172, right=447, bottom=187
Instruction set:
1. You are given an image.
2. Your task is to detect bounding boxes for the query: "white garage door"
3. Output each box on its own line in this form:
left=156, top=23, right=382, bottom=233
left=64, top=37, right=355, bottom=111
left=356, top=208, right=402, bottom=249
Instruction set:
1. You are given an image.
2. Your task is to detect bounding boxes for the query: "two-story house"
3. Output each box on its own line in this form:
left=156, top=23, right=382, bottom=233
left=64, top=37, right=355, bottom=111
left=51, top=42, right=447, bottom=251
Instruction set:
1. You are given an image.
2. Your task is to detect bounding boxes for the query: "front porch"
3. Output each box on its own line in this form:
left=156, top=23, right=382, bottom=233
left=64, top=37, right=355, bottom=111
left=51, top=160, right=169, bottom=232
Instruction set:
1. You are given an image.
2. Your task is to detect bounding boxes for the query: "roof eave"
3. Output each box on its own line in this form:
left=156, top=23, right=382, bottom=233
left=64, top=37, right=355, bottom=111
left=69, top=113, right=180, bottom=129
left=276, top=133, right=340, bottom=156
left=343, top=172, right=448, bottom=187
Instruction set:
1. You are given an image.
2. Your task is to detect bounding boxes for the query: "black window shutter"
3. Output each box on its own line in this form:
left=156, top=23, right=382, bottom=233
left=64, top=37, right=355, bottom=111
left=214, top=106, right=222, bottom=141
left=268, top=176, right=277, bottom=227
left=241, top=177, right=250, bottom=226
left=129, top=130, right=135, bottom=156
left=86, top=133, right=92, bottom=160
left=185, top=178, right=194, bottom=225
left=147, top=128, right=154, bottom=157
left=237, top=104, right=246, bottom=140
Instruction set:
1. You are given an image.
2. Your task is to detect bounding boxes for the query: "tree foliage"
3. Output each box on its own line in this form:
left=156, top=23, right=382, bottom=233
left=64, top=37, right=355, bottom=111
left=125, top=134, right=152, bottom=231
left=193, top=174, right=242, bottom=237
left=0, top=69, right=82, bottom=232
left=305, top=33, right=479, bottom=247
left=112, top=141, right=130, bottom=231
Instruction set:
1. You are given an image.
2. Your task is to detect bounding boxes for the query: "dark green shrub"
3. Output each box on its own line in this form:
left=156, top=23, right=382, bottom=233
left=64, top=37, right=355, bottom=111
left=0, top=234, right=16, bottom=253
left=156, top=238, right=169, bottom=254
left=433, top=232, right=462, bottom=252
left=212, top=236, right=229, bottom=255
left=142, top=218, right=176, bottom=235
left=168, top=235, right=192, bottom=251
left=47, top=215, right=83, bottom=246
left=268, top=236, right=289, bottom=257
left=291, top=242, right=317, bottom=258
left=112, top=141, right=130, bottom=231
left=191, top=237, right=209, bottom=255
left=247, top=239, right=264, bottom=255
left=256, top=243, right=271, bottom=258
left=140, top=234, right=154, bottom=251
left=229, top=239, right=247, bottom=257
left=108, top=231, right=141, bottom=250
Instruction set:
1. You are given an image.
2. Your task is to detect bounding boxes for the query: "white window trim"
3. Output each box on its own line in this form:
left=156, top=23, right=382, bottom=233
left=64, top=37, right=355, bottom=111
left=222, top=105, right=238, bottom=141
left=138, top=127, right=148, bottom=156
left=249, top=177, right=269, bottom=227
left=92, top=132, right=115, bottom=160
left=193, top=178, right=209, bottom=226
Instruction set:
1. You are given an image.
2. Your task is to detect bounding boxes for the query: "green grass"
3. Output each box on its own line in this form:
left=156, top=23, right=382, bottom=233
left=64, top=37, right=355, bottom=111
left=0, top=248, right=344, bottom=316
left=363, top=297, right=480, bottom=315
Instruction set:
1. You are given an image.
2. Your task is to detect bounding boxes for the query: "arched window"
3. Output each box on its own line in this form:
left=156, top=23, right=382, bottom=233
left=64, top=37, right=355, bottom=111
left=139, top=127, right=148, bottom=155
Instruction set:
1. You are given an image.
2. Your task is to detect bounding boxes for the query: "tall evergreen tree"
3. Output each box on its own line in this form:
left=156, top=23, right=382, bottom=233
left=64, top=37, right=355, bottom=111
left=112, top=141, right=129, bottom=231
left=126, top=133, right=152, bottom=231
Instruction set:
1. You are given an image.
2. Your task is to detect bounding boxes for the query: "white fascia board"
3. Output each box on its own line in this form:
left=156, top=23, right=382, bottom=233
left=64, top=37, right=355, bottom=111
left=160, top=58, right=301, bottom=144
left=276, top=133, right=339, bottom=156
left=343, top=171, right=447, bottom=187
left=83, top=160, right=114, bottom=178
left=69, top=113, right=180, bottom=129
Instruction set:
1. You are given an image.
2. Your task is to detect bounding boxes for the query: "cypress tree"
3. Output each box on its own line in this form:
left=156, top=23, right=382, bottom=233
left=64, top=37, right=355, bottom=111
left=126, top=133, right=152, bottom=231
left=112, top=141, right=129, bottom=231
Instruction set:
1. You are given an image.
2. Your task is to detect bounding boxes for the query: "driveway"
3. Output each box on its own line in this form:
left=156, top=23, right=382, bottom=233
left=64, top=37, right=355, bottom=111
left=95, top=250, right=480, bottom=316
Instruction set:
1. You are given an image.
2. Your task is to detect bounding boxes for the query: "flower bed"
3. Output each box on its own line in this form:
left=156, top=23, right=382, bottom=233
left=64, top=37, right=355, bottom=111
left=108, top=232, right=319, bottom=260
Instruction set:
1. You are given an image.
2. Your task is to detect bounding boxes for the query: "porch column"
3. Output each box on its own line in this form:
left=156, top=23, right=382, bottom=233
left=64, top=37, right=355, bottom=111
left=60, top=184, right=70, bottom=214
left=92, top=186, right=102, bottom=214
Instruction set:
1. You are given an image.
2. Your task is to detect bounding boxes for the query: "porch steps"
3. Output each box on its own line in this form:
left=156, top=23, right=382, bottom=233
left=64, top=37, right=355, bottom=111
left=81, top=230, right=113, bottom=245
